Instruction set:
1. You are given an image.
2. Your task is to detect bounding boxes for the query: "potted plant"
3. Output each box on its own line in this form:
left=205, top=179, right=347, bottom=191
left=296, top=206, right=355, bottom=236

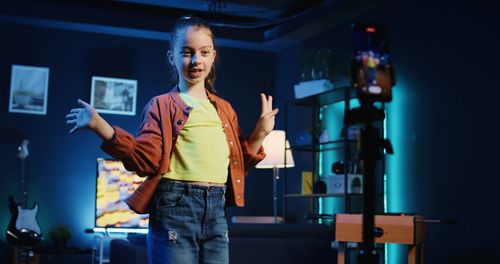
left=48, top=224, right=72, bottom=248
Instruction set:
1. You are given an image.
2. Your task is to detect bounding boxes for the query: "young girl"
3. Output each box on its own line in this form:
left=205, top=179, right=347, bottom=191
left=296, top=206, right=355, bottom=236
left=66, top=16, right=278, bottom=264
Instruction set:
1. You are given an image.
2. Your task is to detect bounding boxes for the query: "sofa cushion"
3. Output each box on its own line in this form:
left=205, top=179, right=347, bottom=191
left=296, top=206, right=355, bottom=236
left=127, top=233, right=147, bottom=247
left=110, top=238, right=147, bottom=264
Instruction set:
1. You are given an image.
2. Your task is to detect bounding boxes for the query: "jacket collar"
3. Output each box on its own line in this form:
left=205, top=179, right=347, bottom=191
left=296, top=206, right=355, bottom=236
left=206, top=88, right=220, bottom=106
left=168, top=86, right=192, bottom=115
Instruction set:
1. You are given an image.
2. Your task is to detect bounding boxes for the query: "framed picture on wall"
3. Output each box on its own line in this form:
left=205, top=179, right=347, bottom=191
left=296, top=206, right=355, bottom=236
left=90, top=76, right=137, bottom=116
left=9, top=65, right=50, bottom=115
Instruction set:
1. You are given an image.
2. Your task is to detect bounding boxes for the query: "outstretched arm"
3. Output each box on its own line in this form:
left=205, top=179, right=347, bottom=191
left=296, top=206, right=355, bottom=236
left=247, top=93, right=279, bottom=154
left=65, top=99, right=115, bottom=141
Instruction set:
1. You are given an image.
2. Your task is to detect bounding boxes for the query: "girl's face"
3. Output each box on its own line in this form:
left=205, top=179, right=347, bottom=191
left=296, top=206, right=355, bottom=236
left=169, top=26, right=216, bottom=87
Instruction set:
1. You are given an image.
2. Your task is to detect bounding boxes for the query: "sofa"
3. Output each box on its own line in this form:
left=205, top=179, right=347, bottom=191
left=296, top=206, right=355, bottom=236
left=110, top=234, right=147, bottom=264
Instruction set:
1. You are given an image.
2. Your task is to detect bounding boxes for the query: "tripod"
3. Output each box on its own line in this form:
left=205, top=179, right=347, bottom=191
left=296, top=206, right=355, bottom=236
left=346, top=102, right=393, bottom=264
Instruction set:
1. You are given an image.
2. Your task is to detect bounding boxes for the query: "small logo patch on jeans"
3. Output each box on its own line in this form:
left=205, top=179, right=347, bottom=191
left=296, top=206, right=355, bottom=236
left=168, top=230, right=177, bottom=243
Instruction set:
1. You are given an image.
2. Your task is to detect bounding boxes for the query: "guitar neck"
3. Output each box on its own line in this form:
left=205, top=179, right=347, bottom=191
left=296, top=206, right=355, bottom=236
left=17, top=139, right=30, bottom=209
left=20, top=159, right=28, bottom=208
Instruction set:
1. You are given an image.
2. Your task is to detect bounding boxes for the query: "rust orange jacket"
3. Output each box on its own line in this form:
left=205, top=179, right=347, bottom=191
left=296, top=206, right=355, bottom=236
left=101, top=87, right=266, bottom=214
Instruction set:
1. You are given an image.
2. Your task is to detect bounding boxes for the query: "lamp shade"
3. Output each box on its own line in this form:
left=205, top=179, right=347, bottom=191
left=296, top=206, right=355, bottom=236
left=256, top=130, right=295, bottom=169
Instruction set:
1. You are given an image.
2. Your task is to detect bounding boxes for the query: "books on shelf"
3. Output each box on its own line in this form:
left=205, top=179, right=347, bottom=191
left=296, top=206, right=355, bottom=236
left=301, top=171, right=313, bottom=195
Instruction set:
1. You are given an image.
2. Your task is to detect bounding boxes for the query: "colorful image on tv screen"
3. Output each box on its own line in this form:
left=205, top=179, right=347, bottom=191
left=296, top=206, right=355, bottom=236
left=96, top=158, right=148, bottom=228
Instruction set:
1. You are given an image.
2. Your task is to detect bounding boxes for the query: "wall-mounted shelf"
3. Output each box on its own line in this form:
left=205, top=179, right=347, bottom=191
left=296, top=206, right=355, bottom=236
left=291, top=139, right=358, bottom=152
left=288, top=86, right=356, bottom=107
left=284, top=193, right=362, bottom=198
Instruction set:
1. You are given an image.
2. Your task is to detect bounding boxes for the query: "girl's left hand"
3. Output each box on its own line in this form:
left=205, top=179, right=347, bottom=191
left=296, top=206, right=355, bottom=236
left=254, top=93, right=279, bottom=137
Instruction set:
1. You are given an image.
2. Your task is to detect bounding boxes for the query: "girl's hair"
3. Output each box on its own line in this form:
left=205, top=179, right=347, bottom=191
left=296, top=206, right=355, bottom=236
left=170, top=16, right=218, bottom=93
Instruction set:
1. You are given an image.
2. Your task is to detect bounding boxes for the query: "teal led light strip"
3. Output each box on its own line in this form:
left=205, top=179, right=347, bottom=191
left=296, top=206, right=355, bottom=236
left=386, top=83, right=406, bottom=264
left=384, top=110, right=388, bottom=264
left=318, top=107, right=324, bottom=222
left=383, top=109, right=388, bottom=213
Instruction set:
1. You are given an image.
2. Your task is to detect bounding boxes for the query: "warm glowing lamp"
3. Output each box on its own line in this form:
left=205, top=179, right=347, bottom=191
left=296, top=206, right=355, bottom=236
left=256, top=130, right=295, bottom=224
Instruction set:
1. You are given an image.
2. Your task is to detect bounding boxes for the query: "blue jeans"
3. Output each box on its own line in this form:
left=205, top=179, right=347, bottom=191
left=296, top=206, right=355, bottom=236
left=148, top=181, right=229, bottom=264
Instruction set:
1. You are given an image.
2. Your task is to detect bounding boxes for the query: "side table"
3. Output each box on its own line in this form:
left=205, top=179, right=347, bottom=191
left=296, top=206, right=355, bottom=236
left=35, top=247, right=95, bottom=264
left=335, top=214, right=425, bottom=264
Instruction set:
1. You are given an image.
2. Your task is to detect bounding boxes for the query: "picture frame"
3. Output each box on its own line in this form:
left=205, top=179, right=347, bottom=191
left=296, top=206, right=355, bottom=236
left=90, top=76, right=137, bottom=116
left=9, top=65, right=50, bottom=115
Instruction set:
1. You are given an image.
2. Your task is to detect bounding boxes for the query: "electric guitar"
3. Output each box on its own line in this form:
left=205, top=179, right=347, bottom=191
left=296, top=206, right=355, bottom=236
left=6, top=139, right=42, bottom=246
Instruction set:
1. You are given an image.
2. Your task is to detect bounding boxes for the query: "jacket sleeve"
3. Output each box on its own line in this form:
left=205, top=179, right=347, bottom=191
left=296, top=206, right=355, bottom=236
left=101, top=97, right=164, bottom=177
left=229, top=105, right=266, bottom=175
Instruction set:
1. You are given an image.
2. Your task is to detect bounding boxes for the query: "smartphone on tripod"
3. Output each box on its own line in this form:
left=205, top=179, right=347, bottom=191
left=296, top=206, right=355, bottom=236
left=351, top=22, right=395, bottom=103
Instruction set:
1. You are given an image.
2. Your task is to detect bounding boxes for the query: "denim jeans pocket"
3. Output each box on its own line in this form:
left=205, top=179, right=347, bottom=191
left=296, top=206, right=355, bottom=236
left=155, top=190, right=185, bottom=210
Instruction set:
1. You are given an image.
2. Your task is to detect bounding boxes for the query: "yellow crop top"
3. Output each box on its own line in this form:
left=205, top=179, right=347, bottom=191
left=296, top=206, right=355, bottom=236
left=162, top=92, right=230, bottom=183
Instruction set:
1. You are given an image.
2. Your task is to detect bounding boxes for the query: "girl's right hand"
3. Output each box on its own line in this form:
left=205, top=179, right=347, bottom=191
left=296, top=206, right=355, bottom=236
left=66, top=99, right=99, bottom=134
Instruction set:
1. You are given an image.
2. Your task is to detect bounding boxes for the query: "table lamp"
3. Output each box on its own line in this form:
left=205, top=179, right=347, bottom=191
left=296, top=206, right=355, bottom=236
left=256, top=130, right=295, bottom=224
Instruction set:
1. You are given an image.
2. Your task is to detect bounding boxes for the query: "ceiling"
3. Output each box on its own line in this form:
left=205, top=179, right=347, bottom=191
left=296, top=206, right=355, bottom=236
left=116, top=0, right=302, bottom=20
left=0, top=0, right=391, bottom=51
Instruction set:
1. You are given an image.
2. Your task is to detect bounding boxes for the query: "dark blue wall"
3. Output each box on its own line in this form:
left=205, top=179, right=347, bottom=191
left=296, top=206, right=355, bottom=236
left=2, top=0, right=500, bottom=262
left=0, top=22, right=275, bottom=248
left=275, top=0, right=500, bottom=263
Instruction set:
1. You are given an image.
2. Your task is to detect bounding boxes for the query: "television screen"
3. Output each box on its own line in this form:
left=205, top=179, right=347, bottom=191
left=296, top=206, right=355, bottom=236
left=95, top=158, right=149, bottom=231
